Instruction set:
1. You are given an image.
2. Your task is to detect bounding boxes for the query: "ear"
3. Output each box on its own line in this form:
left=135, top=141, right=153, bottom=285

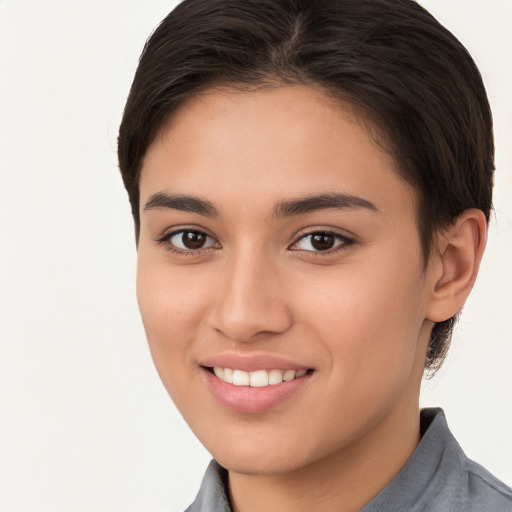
left=426, top=209, right=488, bottom=323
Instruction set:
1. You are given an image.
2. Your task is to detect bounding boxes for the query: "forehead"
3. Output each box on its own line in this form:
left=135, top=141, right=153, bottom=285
left=139, top=85, right=415, bottom=218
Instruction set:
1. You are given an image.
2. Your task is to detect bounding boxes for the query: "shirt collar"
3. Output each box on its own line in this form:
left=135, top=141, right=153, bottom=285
left=361, top=407, right=466, bottom=511
left=186, top=459, right=232, bottom=512
left=186, top=408, right=466, bottom=512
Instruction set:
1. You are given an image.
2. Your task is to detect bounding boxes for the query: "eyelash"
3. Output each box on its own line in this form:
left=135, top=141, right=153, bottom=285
left=156, top=229, right=219, bottom=256
left=289, top=231, right=354, bottom=256
left=156, top=229, right=355, bottom=257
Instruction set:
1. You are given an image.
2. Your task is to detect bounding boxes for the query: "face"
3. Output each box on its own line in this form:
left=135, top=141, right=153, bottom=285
left=137, top=85, right=437, bottom=475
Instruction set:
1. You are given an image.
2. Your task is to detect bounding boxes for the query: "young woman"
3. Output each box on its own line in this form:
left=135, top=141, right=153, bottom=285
left=117, top=1, right=512, bottom=510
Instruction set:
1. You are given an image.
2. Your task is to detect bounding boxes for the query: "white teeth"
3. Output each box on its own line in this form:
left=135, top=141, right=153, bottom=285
left=223, top=367, right=234, bottom=384
left=283, top=370, right=296, bottom=381
left=268, top=369, right=284, bottom=385
left=249, top=370, right=269, bottom=387
left=212, top=367, right=308, bottom=387
left=232, top=369, right=250, bottom=386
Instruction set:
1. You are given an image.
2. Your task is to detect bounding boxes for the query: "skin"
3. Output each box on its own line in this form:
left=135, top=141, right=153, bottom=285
left=136, top=85, right=486, bottom=512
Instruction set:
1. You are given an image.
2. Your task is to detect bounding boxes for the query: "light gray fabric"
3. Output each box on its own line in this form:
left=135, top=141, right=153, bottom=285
left=185, top=408, right=512, bottom=512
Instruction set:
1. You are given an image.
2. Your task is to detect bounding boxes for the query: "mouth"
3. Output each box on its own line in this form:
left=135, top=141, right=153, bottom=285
left=201, top=363, right=315, bottom=414
left=205, top=366, right=312, bottom=387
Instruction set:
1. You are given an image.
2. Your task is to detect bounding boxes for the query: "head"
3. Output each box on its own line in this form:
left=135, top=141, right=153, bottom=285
left=118, top=0, right=494, bottom=373
left=118, top=0, right=493, bottom=481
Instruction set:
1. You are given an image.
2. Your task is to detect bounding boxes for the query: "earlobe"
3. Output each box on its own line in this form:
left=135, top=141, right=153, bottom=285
left=426, top=209, right=487, bottom=323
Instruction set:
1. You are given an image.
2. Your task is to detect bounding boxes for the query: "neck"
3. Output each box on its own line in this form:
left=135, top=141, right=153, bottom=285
left=228, top=400, right=421, bottom=512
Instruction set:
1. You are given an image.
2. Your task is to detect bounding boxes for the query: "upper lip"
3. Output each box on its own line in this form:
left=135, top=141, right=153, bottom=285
left=200, top=353, right=312, bottom=372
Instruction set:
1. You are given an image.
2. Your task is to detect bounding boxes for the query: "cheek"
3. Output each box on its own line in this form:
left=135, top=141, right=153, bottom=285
left=137, top=248, right=210, bottom=326
left=136, top=255, right=209, bottom=386
left=303, top=254, right=427, bottom=381
left=291, top=266, right=427, bottom=447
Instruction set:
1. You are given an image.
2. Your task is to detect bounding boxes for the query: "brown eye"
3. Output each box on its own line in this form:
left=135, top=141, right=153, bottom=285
left=182, top=231, right=207, bottom=249
left=292, top=231, right=352, bottom=253
left=168, top=230, right=218, bottom=251
left=311, top=233, right=335, bottom=251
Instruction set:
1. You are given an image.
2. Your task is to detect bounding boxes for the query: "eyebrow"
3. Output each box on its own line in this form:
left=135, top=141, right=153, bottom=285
left=143, top=191, right=378, bottom=218
left=144, top=192, right=219, bottom=217
left=273, top=193, right=378, bottom=218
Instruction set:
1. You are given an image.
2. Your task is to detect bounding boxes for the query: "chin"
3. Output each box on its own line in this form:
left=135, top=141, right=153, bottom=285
left=216, top=453, right=304, bottom=476
left=208, top=437, right=317, bottom=476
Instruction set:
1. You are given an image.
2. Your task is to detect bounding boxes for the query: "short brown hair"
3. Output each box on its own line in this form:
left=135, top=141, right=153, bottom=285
left=118, top=0, right=494, bottom=370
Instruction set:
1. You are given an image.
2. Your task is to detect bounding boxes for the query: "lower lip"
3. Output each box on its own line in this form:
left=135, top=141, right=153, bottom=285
left=202, top=368, right=312, bottom=414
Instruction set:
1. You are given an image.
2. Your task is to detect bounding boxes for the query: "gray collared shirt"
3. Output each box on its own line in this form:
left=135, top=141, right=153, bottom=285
left=186, top=408, right=512, bottom=511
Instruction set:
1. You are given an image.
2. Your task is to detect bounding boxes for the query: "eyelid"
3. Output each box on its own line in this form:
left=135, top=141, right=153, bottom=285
left=154, top=225, right=355, bottom=256
left=156, top=226, right=221, bottom=254
left=289, top=229, right=355, bottom=254
left=156, top=223, right=217, bottom=241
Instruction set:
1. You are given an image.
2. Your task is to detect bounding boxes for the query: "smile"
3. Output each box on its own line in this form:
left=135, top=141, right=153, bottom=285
left=202, top=360, right=314, bottom=413
left=212, top=367, right=308, bottom=387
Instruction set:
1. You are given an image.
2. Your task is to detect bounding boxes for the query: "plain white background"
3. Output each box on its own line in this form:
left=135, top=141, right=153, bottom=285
left=0, top=1, right=510, bottom=510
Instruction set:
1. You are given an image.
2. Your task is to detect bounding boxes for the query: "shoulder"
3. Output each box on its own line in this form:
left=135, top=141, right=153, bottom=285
left=362, top=409, right=512, bottom=512
left=465, top=458, right=512, bottom=512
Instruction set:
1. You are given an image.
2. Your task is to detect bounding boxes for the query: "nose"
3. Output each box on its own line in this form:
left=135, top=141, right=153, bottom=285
left=208, top=248, right=293, bottom=343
